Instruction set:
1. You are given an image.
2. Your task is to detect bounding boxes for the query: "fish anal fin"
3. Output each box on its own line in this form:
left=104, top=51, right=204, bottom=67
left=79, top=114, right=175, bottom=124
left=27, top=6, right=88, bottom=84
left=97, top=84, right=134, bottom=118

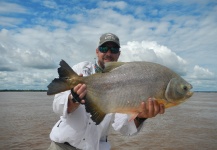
left=128, top=112, right=139, bottom=122
left=85, top=97, right=106, bottom=125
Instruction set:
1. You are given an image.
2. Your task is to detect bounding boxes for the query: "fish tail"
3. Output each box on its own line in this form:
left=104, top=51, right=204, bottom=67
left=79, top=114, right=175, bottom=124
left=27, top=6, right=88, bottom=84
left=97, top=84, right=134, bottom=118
left=47, top=60, right=82, bottom=95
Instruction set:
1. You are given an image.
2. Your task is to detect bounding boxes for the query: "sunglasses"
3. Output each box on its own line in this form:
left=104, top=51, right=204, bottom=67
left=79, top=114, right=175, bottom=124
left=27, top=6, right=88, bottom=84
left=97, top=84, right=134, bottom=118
left=99, top=46, right=120, bottom=54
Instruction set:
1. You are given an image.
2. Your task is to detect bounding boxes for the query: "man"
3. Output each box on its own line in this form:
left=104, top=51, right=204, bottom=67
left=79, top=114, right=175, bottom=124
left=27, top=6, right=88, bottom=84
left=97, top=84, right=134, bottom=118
left=48, top=33, right=165, bottom=150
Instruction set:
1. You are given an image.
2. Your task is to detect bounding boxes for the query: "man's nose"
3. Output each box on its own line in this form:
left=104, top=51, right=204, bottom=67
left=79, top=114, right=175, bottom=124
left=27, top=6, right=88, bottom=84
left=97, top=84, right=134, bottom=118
left=106, top=49, right=112, bottom=54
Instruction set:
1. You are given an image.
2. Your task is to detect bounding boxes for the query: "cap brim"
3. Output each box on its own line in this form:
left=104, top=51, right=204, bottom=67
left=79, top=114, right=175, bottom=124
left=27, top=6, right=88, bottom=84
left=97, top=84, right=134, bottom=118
left=99, top=40, right=120, bottom=48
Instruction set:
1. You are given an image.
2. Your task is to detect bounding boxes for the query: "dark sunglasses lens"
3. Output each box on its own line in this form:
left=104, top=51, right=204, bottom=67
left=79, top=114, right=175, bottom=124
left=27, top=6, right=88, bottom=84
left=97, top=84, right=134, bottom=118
left=99, top=46, right=119, bottom=54
left=99, top=47, right=108, bottom=53
left=110, top=47, right=119, bottom=54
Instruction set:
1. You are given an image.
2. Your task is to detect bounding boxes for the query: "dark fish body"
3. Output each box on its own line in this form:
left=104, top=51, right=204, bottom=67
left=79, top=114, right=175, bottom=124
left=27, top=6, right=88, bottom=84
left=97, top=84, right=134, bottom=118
left=47, top=60, right=193, bottom=125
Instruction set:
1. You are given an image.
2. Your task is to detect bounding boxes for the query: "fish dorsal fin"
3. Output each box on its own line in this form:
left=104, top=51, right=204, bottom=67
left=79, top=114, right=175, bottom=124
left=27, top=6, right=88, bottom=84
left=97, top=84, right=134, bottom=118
left=103, top=62, right=125, bottom=73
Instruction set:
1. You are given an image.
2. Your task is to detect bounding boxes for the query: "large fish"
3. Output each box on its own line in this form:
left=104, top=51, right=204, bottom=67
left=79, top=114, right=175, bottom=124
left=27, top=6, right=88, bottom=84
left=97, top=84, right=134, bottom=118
left=47, top=60, right=193, bottom=125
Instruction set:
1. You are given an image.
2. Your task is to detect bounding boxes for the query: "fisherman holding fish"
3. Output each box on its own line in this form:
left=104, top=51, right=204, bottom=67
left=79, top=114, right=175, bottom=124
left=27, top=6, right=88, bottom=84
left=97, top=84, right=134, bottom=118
left=48, top=33, right=166, bottom=150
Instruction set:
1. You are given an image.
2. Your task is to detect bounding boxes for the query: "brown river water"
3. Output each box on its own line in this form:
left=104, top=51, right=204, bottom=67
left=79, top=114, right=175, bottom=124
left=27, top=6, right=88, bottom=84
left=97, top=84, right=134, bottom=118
left=0, top=92, right=217, bottom=150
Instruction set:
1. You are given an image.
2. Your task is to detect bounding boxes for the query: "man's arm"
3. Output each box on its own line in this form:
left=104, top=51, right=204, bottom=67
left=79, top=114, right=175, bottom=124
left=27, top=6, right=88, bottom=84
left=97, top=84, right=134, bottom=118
left=67, top=84, right=87, bottom=113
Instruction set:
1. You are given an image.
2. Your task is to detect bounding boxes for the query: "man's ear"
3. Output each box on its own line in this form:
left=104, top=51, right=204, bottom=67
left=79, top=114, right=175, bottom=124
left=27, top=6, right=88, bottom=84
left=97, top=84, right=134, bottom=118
left=96, top=48, right=99, bottom=56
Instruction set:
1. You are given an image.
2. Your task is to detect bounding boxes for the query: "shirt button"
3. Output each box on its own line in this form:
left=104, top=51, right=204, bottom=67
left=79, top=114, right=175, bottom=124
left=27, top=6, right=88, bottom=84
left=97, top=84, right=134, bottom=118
left=83, top=138, right=85, bottom=140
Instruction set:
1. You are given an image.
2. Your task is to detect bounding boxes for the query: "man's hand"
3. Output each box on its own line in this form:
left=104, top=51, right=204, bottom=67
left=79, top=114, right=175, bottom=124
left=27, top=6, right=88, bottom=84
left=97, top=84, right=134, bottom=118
left=134, top=98, right=165, bottom=127
left=137, top=98, right=165, bottom=118
left=67, top=73, right=87, bottom=113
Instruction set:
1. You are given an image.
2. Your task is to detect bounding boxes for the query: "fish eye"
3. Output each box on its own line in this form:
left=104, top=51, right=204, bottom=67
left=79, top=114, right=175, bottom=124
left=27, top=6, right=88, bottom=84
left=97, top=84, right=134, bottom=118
left=183, top=85, right=188, bottom=91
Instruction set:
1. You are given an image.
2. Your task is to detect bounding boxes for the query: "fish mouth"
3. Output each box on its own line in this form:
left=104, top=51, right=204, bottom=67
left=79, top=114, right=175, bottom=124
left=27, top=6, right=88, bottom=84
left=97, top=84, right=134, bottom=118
left=186, top=84, right=194, bottom=98
left=187, top=91, right=194, bottom=98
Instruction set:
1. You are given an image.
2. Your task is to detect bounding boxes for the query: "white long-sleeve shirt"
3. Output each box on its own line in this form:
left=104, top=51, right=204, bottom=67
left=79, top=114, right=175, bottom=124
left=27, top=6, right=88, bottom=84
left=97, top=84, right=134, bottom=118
left=49, top=61, right=144, bottom=150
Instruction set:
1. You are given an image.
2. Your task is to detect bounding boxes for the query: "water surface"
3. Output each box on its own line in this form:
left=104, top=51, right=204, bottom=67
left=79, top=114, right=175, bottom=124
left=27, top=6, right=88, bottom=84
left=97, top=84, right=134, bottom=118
left=0, top=92, right=216, bottom=150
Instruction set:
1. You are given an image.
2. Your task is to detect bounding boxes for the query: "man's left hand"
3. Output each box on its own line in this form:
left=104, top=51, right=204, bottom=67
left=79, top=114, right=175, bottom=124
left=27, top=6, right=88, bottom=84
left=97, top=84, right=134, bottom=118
left=137, top=98, right=165, bottom=119
left=134, top=98, right=165, bottom=128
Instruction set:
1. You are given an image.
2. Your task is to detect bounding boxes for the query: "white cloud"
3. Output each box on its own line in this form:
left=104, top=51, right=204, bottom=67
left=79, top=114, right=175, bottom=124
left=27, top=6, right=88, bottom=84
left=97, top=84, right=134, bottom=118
left=191, top=65, right=215, bottom=80
left=0, top=72, right=7, bottom=79
left=0, top=17, right=25, bottom=27
left=0, top=2, right=27, bottom=14
left=119, top=41, right=187, bottom=76
left=0, top=2, right=28, bottom=27
left=0, top=26, right=98, bottom=72
left=42, top=0, right=58, bottom=9
left=98, top=1, right=127, bottom=10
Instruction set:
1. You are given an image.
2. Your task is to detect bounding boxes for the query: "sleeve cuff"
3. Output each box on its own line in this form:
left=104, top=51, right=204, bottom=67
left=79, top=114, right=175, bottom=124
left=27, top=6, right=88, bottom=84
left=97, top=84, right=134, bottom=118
left=112, top=114, right=144, bottom=136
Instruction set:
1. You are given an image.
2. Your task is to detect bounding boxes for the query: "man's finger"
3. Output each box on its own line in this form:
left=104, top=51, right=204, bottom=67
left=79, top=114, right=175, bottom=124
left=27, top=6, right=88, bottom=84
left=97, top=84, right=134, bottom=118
left=147, top=99, right=154, bottom=117
left=77, top=84, right=86, bottom=94
left=73, top=84, right=82, bottom=93
left=153, top=100, right=160, bottom=116
left=78, top=74, right=83, bottom=77
left=141, top=102, right=145, bottom=109
left=79, top=90, right=87, bottom=99
left=81, top=100, right=86, bottom=104
left=159, top=104, right=165, bottom=114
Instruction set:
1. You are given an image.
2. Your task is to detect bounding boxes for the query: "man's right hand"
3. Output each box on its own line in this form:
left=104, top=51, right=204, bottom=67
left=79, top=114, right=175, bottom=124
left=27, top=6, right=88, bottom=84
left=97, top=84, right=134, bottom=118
left=67, top=83, right=87, bottom=113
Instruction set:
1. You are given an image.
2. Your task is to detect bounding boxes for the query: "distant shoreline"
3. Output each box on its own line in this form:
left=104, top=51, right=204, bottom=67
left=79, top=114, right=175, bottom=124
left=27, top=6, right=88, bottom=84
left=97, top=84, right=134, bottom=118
left=0, top=90, right=47, bottom=92
left=0, top=90, right=216, bottom=93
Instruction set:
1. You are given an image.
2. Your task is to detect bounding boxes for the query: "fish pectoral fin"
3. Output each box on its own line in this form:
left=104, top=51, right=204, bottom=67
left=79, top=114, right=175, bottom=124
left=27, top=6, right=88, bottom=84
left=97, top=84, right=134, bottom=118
left=164, top=102, right=180, bottom=108
left=128, top=112, right=139, bottom=122
left=156, top=99, right=167, bottom=105
left=85, top=97, right=106, bottom=125
left=156, top=99, right=179, bottom=108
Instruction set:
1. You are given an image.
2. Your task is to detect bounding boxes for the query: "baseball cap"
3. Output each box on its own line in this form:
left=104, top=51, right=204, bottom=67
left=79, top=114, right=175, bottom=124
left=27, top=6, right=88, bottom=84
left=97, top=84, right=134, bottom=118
left=99, top=33, right=120, bottom=48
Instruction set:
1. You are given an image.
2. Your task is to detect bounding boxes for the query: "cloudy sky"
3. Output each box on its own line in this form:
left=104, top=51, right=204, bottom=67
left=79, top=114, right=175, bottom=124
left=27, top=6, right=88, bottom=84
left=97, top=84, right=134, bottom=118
left=0, top=0, right=216, bottom=91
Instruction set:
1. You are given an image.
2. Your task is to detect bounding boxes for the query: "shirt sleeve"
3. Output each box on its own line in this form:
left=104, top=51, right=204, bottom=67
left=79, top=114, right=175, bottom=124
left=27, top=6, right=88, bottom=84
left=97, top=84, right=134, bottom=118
left=52, top=90, right=71, bottom=116
left=112, top=113, right=145, bottom=136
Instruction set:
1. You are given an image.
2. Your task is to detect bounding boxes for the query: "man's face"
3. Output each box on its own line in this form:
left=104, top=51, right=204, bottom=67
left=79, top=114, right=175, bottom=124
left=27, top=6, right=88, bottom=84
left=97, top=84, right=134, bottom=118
left=96, top=42, right=120, bottom=68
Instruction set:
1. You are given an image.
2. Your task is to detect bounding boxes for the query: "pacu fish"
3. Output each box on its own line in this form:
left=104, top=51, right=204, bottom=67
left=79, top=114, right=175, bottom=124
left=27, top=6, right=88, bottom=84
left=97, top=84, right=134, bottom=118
left=47, top=60, right=193, bottom=125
